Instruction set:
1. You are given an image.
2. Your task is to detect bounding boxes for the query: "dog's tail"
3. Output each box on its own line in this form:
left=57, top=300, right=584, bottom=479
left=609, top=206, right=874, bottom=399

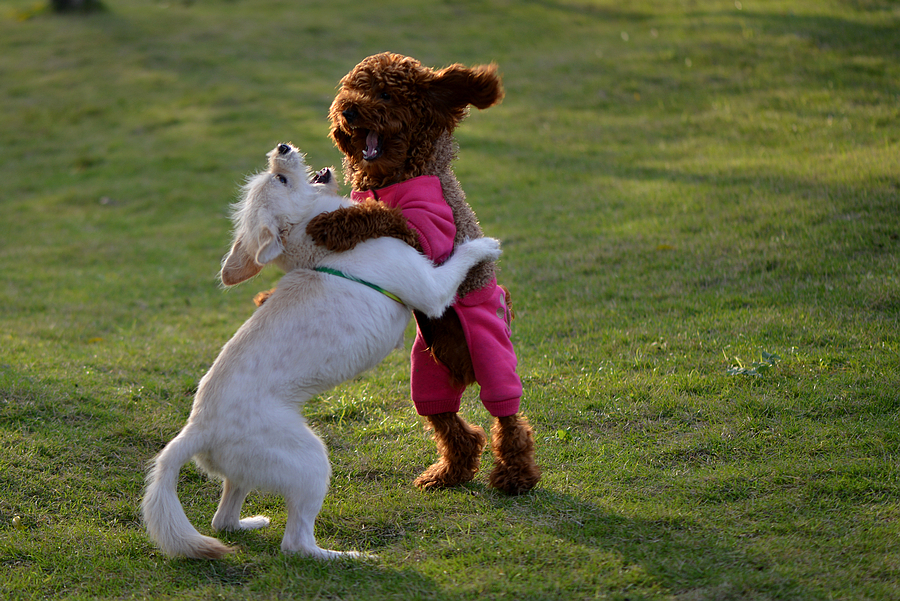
left=141, top=428, right=233, bottom=559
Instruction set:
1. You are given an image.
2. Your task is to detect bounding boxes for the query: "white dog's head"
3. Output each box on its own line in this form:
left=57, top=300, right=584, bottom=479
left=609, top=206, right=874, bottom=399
left=220, top=143, right=337, bottom=286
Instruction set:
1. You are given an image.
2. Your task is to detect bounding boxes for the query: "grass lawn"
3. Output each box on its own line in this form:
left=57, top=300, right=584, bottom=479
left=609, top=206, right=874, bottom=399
left=1, top=0, right=898, bottom=599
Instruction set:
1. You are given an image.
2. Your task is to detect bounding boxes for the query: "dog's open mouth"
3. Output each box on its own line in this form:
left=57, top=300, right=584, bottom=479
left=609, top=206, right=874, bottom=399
left=362, top=129, right=383, bottom=161
left=310, top=167, right=332, bottom=185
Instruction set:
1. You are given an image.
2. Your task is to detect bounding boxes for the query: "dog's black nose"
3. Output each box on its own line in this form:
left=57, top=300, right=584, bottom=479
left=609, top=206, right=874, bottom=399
left=277, top=143, right=291, bottom=155
left=342, top=107, right=358, bottom=124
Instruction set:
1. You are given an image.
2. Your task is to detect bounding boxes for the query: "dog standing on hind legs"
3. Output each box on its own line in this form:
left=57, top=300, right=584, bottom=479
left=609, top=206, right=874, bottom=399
left=141, top=143, right=503, bottom=559
left=306, top=52, right=541, bottom=494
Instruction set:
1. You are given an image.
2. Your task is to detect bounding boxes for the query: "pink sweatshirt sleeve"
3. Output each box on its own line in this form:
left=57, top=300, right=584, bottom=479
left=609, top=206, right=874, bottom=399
left=371, top=176, right=457, bottom=264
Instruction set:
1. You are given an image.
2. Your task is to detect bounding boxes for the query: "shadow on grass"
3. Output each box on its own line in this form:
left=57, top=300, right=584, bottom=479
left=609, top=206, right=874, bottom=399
left=490, top=489, right=824, bottom=600
left=159, top=549, right=439, bottom=600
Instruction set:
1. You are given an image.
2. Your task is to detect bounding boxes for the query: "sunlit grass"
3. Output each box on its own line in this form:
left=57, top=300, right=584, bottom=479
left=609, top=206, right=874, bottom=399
left=1, top=0, right=898, bottom=599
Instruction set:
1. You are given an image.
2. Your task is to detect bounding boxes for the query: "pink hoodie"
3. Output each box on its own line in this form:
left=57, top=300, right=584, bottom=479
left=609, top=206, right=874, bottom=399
left=351, top=176, right=455, bottom=264
left=352, top=176, right=522, bottom=417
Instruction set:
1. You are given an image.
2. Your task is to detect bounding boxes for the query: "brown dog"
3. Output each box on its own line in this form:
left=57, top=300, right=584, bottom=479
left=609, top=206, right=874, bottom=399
left=306, top=53, right=540, bottom=495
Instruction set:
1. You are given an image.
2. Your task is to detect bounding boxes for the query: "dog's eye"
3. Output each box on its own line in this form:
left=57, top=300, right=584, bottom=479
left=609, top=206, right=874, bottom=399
left=275, top=174, right=288, bottom=185
left=379, top=92, right=391, bottom=101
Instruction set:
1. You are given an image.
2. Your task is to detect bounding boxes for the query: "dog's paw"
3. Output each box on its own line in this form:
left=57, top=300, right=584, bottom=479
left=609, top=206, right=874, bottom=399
left=489, top=460, right=541, bottom=495
left=237, top=515, right=271, bottom=530
left=213, top=514, right=271, bottom=532
left=459, top=236, right=502, bottom=263
left=414, top=461, right=479, bottom=490
left=283, top=545, right=373, bottom=560
left=335, top=550, right=379, bottom=561
left=253, top=288, right=276, bottom=307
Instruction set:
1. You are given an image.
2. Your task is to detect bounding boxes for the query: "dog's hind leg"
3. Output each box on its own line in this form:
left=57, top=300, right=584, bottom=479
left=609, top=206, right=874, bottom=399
left=415, top=412, right=487, bottom=489
left=282, top=493, right=363, bottom=560
left=211, top=479, right=270, bottom=532
left=275, top=425, right=367, bottom=559
left=488, top=414, right=541, bottom=495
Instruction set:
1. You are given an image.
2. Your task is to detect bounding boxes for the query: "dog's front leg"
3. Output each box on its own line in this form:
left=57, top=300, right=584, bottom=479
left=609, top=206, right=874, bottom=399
left=211, top=479, right=270, bottom=532
left=306, top=199, right=420, bottom=252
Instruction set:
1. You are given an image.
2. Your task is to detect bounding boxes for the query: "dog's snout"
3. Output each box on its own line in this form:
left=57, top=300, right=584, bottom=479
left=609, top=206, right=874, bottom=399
left=342, top=107, right=359, bottom=124
left=277, top=143, right=292, bottom=155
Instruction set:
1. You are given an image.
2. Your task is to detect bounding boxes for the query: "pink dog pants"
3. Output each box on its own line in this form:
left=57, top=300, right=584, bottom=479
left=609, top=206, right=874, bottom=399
left=410, top=279, right=522, bottom=418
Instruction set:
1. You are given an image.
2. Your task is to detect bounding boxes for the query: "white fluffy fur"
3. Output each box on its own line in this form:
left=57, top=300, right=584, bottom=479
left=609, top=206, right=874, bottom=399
left=141, top=143, right=501, bottom=559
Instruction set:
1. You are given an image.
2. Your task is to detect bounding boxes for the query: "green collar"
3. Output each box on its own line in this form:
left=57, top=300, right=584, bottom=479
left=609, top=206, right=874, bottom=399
left=314, top=267, right=405, bottom=305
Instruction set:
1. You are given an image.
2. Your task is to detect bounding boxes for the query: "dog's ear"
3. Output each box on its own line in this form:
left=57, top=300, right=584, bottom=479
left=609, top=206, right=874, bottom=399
left=253, top=224, right=283, bottom=265
left=221, top=237, right=264, bottom=286
left=220, top=224, right=282, bottom=286
left=430, top=63, right=505, bottom=119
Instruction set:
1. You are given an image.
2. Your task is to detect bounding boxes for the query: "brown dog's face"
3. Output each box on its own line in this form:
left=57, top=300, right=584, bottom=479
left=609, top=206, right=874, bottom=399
left=329, top=52, right=504, bottom=188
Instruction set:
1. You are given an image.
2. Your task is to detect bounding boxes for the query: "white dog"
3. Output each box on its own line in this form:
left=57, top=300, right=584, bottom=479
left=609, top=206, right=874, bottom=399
left=141, top=143, right=501, bottom=560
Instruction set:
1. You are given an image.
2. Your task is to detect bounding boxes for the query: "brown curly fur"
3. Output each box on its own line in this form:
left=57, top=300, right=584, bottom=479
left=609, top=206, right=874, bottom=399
left=311, top=53, right=539, bottom=493
left=306, top=198, right=421, bottom=253
left=328, top=53, right=503, bottom=192
left=309, top=53, right=502, bottom=386
left=311, top=52, right=501, bottom=297
left=489, top=415, right=541, bottom=495
left=253, top=289, right=275, bottom=307
left=414, top=412, right=487, bottom=489
left=413, top=308, right=475, bottom=389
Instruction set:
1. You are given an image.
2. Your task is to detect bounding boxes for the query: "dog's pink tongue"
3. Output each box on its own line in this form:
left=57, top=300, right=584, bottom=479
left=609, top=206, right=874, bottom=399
left=364, top=130, right=380, bottom=159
